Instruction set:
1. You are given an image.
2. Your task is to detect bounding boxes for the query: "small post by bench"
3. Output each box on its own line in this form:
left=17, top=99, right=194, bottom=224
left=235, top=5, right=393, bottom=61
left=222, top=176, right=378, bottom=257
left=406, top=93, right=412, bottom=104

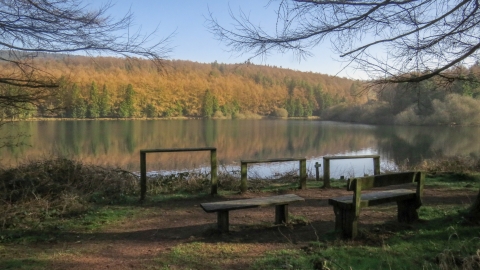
left=240, top=158, right=307, bottom=193
left=328, top=171, right=424, bottom=239
left=140, top=147, right=217, bottom=201
left=323, top=155, right=380, bottom=188
left=200, top=194, right=305, bottom=232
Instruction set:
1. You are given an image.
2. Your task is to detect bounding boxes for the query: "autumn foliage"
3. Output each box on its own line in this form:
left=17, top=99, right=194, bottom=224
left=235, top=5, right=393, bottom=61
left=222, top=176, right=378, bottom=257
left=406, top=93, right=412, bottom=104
left=0, top=54, right=362, bottom=119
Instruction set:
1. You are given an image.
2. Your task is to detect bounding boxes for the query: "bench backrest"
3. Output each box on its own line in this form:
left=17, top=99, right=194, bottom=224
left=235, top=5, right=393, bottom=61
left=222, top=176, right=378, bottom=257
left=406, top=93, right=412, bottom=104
left=347, top=171, right=419, bottom=191
left=347, top=171, right=425, bottom=215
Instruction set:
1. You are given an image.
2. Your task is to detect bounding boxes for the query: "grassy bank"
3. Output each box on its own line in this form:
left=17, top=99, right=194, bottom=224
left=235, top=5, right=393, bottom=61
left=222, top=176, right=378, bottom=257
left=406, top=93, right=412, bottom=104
left=1, top=157, right=479, bottom=269
left=251, top=205, right=480, bottom=270
left=0, top=157, right=305, bottom=233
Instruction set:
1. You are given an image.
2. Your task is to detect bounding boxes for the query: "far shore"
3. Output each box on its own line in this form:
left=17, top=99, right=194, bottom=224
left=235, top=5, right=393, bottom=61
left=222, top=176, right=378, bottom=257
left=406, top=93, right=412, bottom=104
left=6, top=115, right=322, bottom=122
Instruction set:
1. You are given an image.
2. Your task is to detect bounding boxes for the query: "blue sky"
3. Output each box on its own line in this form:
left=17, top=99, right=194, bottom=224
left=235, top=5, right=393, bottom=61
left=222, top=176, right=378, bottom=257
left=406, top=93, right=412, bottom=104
left=95, top=1, right=364, bottom=79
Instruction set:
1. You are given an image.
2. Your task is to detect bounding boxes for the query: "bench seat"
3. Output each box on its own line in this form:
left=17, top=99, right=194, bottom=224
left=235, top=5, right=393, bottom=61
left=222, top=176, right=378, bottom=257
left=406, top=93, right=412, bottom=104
left=201, top=194, right=304, bottom=232
left=328, top=188, right=416, bottom=209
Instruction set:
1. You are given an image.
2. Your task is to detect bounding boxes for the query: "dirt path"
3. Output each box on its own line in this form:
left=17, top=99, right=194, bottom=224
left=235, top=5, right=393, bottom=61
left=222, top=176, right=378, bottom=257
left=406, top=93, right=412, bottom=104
left=4, top=186, right=477, bottom=269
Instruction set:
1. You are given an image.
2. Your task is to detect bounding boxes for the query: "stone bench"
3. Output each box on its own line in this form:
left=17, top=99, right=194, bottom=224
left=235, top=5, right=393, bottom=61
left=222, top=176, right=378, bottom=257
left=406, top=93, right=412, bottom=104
left=200, top=194, right=305, bottom=232
left=328, top=171, right=425, bottom=239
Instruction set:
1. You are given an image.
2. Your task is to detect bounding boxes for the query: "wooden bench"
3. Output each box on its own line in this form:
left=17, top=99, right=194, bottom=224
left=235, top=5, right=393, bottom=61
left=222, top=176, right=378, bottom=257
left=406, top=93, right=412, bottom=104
left=200, top=194, right=305, bottom=232
left=328, top=171, right=425, bottom=239
left=240, top=158, right=307, bottom=192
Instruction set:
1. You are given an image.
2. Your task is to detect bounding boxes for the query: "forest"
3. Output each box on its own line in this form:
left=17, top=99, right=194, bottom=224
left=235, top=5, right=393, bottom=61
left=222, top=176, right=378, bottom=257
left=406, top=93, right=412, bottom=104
left=323, top=64, right=480, bottom=126
left=1, top=53, right=480, bottom=126
left=0, top=54, right=360, bottom=120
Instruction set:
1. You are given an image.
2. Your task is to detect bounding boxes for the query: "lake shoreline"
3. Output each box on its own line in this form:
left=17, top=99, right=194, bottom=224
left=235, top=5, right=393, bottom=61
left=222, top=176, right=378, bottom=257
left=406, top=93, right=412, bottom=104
left=6, top=115, right=322, bottom=122
left=1, top=120, right=478, bottom=174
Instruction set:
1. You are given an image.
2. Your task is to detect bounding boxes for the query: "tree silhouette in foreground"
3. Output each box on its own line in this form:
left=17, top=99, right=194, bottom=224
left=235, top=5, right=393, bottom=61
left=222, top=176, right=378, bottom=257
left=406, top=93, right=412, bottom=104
left=0, top=0, right=172, bottom=122
left=207, top=0, right=480, bottom=84
left=207, top=0, right=480, bottom=222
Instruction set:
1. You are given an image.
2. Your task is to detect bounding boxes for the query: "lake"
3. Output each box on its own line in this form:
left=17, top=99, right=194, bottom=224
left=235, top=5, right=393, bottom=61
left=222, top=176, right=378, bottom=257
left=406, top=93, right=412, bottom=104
left=1, top=119, right=479, bottom=178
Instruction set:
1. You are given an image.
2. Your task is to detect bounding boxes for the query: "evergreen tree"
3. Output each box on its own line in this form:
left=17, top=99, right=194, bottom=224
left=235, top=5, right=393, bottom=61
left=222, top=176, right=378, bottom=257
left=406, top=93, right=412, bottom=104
left=305, top=101, right=313, bottom=117
left=88, top=81, right=100, bottom=118
left=202, top=89, right=215, bottom=118
left=70, top=84, right=87, bottom=118
left=213, top=96, right=220, bottom=113
left=99, top=84, right=111, bottom=118
left=285, top=98, right=294, bottom=117
left=118, top=84, right=136, bottom=118
left=295, top=99, right=304, bottom=117
left=144, top=103, right=157, bottom=118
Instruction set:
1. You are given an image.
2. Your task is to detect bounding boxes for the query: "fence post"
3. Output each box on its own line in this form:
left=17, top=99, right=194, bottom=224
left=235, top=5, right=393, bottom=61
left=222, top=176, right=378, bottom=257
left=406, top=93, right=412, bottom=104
left=140, top=151, right=147, bottom=201
left=299, top=159, right=307, bottom=189
left=373, top=156, right=380, bottom=175
left=323, top=157, right=331, bottom=188
left=210, top=149, right=218, bottom=195
left=240, top=162, right=248, bottom=193
left=315, top=162, right=321, bottom=181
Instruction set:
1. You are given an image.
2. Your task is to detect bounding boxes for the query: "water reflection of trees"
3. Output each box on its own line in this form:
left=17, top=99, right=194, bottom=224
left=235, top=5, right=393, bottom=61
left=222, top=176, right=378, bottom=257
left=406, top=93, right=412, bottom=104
left=1, top=120, right=480, bottom=171
left=376, top=126, right=480, bottom=166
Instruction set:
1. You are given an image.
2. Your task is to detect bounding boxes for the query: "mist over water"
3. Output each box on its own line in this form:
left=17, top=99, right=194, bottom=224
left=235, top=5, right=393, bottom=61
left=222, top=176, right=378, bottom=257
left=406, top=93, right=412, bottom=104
left=1, top=119, right=479, bottom=179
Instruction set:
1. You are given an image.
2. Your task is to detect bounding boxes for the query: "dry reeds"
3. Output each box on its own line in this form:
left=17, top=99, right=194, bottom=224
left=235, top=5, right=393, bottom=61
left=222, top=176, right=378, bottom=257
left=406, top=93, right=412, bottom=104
left=409, top=156, right=480, bottom=174
left=0, top=158, right=308, bottom=230
left=437, top=248, right=480, bottom=270
left=0, top=158, right=137, bottom=229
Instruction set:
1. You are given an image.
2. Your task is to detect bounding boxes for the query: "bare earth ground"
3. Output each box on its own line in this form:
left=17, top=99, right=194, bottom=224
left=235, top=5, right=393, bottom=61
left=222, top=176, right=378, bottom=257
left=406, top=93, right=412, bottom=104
left=3, top=186, right=477, bottom=269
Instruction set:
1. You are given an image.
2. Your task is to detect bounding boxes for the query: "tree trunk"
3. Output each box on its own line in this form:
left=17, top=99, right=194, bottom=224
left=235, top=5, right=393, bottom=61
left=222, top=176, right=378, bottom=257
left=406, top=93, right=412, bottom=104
left=467, top=188, right=480, bottom=224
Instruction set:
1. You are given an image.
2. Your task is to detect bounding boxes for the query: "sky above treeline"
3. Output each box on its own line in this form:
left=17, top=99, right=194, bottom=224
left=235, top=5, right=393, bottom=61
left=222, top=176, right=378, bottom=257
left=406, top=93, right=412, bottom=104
left=87, top=0, right=366, bottom=80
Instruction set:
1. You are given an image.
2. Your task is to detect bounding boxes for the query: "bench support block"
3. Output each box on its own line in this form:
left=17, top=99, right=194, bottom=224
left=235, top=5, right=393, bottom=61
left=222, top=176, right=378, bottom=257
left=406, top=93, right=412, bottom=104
left=333, top=199, right=419, bottom=238
left=217, top=211, right=229, bottom=232
left=333, top=206, right=358, bottom=239
left=397, top=199, right=419, bottom=223
left=215, top=205, right=291, bottom=232
left=275, top=204, right=288, bottom=224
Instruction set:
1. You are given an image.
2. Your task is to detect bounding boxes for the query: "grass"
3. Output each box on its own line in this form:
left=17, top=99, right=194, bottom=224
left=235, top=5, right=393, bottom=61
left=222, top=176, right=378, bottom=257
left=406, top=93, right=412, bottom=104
left=0, top=157, right=308, bottom=244
left=0, top=156, right=479, bottom=269
left=424, top=172, right=480, bottom=190
left=245, top=170, right=480, bottom=270
left=0, top=205, right=138, bottom=244
left=1, top=258, right=47, bottom=270
left=252, top=205, right=480, bottom=270
left=156, top=242, right=255, bottom=269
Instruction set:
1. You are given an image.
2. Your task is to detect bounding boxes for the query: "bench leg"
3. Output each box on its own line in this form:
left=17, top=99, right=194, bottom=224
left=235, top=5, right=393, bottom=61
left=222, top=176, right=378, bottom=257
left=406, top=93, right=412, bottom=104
left=217, top=211, right=229, bottom=232
left=397, top=199, right=419, bottom=223
left=333, top=206, right=358, bottom=239
left=275, top=204, right=288, bottom=224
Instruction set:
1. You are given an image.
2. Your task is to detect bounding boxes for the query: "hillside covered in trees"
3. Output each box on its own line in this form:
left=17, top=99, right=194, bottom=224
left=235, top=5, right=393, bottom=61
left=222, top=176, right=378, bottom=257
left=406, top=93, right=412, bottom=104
left=3, top=53, right=479, bottom=126
left=323, top=64, right=480, bottom=126
left=0, top=54, right=362, bottom=120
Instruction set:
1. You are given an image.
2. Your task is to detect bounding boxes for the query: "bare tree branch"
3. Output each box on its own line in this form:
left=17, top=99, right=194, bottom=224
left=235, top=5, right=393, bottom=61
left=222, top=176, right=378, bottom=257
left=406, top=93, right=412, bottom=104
left=207, top=0, right=480, bottom=83
left=0, top=0, right=174, bottom=121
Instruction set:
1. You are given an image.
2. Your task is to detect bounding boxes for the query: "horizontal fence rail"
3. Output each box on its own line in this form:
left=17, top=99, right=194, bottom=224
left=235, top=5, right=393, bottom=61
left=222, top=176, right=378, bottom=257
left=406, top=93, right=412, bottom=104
left=140, top=147, right=217, bottom=201
left=240, top=158, right=307, bottom=192
left=322, top=155, right=380, bottom=188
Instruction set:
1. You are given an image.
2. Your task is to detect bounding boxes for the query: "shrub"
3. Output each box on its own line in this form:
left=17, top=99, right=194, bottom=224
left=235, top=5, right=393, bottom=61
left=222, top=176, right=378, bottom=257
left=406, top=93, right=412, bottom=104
left=212, top=110, right=225, bottom=119
left=395, top=105, right=423, bottom=125
left=273, top=108, right=288, bottom=118
left=0, top=158, right=137, bottom=229
left=437, top=94, right=480, bottom=125
left=396, top=94, right=480, bottom=126
left=233, top=111, right=262, bottom=119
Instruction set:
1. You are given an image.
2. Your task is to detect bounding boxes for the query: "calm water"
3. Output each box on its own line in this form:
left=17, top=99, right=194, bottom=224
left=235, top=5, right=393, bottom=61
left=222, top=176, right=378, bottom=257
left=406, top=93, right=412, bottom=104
left=2, top=119, right=480, bottom=178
